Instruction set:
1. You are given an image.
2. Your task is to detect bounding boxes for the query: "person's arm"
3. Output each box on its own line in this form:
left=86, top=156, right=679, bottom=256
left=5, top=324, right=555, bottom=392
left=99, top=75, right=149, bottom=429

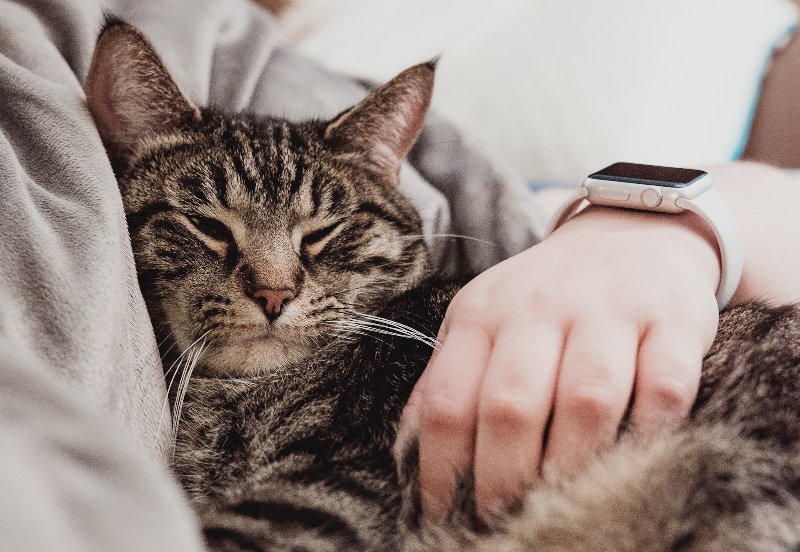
left=396, top=161, right=800, bottom=520
left=712, top=163, right=800, bottom=305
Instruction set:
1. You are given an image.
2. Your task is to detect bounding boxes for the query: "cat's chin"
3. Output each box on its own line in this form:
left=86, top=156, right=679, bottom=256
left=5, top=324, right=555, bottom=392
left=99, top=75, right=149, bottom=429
left=199, top=337, right=314, bottom=375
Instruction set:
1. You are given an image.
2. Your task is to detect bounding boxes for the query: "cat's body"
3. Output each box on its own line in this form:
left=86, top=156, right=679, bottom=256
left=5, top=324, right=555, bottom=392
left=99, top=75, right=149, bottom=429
left=174, top=281, right=456, bottom=551
left=86, top=21, right=800, bottom=552
left=175, top=290, right=800, bottom=552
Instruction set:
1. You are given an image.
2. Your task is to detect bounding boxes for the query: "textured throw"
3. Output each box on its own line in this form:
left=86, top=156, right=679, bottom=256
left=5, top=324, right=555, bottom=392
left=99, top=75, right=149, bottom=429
left=0, top=1, right=540, bottom=550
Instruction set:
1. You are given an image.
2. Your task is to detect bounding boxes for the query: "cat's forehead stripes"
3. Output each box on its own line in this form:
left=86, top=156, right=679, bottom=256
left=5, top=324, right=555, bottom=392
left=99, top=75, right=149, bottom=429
left=209, top=162, right=230, bottom=209
left=125, top=125, right=329, bottom=234
left=124, top=119, right=423, bottom=259
left=212, top=119, right=314, bottom=211
left=219, top=124, right=264, bottom=199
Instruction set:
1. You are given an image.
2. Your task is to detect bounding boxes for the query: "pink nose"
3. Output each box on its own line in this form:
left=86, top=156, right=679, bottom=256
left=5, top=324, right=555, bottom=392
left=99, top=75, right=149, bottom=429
left=251, top=288, right=295, bottom=322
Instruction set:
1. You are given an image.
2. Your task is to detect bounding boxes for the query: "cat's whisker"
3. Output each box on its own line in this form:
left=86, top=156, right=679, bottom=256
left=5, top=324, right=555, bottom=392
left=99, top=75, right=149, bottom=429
left=333, top=298, right=441, bottom=349
left=158, top=338, right=181, bottom=368
left=330, top=273, right=410, bottom=296
left=173, top=340, right=209, bottom=422
left=326, top=314, right=441, bottom=351
left=331, top=322, right=438, bottom=351
left=339, top=309, right=440, bottom=341
left=352, top=311, right=432, bottom=330
left=170, top=358, right=192, bottom=434
left=374, top=305, right=441, bottom=331
left=154, top=330, right=213, bottom=451
left=171, top=344, right=198, bottom=431
left=401, top=233, right=498, bottom=248
left=319, top=325, right=370, bottom=342
left=164, top=330, right=212, bottom=385
left=321, top=323, right=393, bottom=349
left=142, top=321, right=188, bottom=453
left=172, top=337, right=212, bottom=451
left=157, top=360, right=189, bottom=448
left=330, top=282, right=399, bottom=299
left=148, top=321, right=182, bottom=370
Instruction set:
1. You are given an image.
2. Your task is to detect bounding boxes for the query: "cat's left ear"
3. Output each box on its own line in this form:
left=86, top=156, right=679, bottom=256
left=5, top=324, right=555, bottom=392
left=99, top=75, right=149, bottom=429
left=323, top=62, right=435, bottom=184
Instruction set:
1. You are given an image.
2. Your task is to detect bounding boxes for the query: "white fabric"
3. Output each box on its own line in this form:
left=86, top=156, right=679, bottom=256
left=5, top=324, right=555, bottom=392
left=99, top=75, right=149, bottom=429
left=0, top=0, right=542, bottom=548
left=279, top=0, right=799, bottom=183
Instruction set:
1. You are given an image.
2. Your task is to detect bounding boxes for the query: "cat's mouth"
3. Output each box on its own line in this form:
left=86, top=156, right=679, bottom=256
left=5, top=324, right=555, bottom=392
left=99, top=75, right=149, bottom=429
left=185, top=300, right=332, bottom=373
left=206, top=320, right=318, bottom=350
left=199, top=331, right=315, bottom=374
left=212, top=323, right=295, bottom=344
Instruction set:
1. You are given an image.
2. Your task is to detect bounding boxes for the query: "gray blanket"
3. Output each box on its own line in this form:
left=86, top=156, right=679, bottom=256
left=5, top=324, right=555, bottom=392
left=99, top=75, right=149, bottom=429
left=0, top=0, right=542, bottom=549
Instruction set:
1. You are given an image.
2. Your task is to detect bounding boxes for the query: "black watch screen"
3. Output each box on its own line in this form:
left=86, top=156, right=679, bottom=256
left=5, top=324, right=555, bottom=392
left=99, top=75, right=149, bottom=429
left=589, top=162, right=707, bottom=188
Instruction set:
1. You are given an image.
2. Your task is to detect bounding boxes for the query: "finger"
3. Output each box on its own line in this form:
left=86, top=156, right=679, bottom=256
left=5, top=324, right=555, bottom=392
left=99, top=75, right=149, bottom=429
left=542, top=320, right=638, bottom=478
left=474, top=318, right=563, bottom=518
left=629, top=324, right=703, bottom=434
left=418, top=324, right=491, bottom=521
left=394, top=363, right=431, bottom=460
left=395, top=322, right=450, bottom=458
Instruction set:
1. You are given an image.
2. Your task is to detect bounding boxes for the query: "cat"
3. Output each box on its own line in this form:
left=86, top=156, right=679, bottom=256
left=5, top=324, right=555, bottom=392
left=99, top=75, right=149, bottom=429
left=86, top=20, right=800, bottom=552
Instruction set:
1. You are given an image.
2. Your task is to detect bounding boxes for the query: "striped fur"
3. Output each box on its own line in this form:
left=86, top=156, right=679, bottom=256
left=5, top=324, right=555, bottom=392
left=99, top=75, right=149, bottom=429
left=175, top=282, right=457, bottom=551
left=121, top=111, right=430, bottom=375
left=88, top=21, right=800, bottom=552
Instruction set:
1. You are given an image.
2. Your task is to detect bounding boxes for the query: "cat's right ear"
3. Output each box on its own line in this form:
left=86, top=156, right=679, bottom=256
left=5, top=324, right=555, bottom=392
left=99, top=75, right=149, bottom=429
left=85, top=20, right=200, bottom=173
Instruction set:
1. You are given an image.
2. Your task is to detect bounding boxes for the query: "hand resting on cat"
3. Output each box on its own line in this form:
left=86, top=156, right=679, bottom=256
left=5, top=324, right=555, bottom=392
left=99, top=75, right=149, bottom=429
left=398, top=161, right=800, bottom=520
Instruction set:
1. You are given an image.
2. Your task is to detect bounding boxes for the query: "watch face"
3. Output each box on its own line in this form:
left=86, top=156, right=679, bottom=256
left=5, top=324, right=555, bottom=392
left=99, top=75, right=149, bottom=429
left=589, top=162, right=707, bottom=188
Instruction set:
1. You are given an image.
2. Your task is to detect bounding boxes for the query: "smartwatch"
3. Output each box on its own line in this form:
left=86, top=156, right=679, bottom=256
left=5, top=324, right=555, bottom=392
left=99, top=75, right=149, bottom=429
left=546, top=162, right=743, bottom=309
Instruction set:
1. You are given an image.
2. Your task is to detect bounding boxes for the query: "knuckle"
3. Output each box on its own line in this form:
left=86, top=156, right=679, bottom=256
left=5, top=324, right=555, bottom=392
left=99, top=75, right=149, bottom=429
left=480, top=394, right=540, bottom=433
left=565, top=384, right=621, bottom=424
left=647, top=295, right=715, bottom=330
left=420, top=394, right=473, bottom=435
left=528, top=285, right=571, bottom=312
left=450, top=292, right=492, bottom=318
left=646, top=376, right=697, bottom=414
left=617, top=292, right=662, bottom=319
left=671, top=305, right=709, bottom=330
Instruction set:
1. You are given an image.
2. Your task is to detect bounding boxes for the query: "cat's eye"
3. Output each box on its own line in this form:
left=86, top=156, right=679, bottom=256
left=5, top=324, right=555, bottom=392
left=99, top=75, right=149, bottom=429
left=302, top=220, right=342, bottom=246
left=187, top=215, right=233, bottom=243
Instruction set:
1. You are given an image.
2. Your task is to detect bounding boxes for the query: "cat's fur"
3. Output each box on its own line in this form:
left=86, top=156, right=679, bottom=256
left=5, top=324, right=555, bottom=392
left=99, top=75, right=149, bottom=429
left=87, top=21, right=800, bottom=552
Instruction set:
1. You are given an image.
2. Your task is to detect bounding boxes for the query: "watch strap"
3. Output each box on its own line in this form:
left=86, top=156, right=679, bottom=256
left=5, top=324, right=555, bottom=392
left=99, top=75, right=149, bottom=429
left=545, top=187, right=588, bottom=237
left=676, top=187, right=743, bottom=309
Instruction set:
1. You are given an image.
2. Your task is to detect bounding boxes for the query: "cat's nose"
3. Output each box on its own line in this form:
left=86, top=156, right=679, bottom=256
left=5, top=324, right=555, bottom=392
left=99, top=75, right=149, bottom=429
left=252, top=288, right=295, bottom=322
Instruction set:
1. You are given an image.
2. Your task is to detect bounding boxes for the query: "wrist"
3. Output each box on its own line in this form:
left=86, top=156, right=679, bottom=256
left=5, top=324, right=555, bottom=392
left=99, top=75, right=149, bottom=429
left=545, top=163, right=744, bottom=309
left=553, top=205, right=722, bottom=296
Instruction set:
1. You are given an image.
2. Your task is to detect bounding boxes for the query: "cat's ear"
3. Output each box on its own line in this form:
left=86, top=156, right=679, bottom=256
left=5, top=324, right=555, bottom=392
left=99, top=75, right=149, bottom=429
left=85, top=19, right=201, bottom=172
left=323, top=62, right=435, bottom=183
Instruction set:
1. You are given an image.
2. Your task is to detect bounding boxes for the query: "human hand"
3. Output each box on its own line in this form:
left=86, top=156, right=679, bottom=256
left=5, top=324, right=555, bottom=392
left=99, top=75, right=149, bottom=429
left=395, top=205, right=721, bottom=521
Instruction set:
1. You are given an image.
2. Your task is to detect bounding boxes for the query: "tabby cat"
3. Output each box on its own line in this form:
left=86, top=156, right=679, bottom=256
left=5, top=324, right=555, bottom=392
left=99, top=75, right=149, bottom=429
left=86, top=21, right=800, bottom=552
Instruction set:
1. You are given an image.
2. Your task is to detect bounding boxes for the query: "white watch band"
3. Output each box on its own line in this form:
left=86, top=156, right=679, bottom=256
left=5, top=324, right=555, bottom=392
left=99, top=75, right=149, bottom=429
left=676, top=187, right=742, bottom=309
left=545, top=184, right=742, bottom=309
left=545, top=188, right=588, bottom=238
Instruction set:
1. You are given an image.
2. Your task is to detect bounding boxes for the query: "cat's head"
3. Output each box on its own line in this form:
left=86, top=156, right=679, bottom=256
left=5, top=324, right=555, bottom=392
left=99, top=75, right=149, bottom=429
left=86, top=21, right=434, bottom=374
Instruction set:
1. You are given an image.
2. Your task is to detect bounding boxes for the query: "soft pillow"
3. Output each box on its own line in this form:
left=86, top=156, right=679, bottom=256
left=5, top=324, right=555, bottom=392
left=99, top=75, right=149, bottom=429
left=279, top=0, right=798, bottom=183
